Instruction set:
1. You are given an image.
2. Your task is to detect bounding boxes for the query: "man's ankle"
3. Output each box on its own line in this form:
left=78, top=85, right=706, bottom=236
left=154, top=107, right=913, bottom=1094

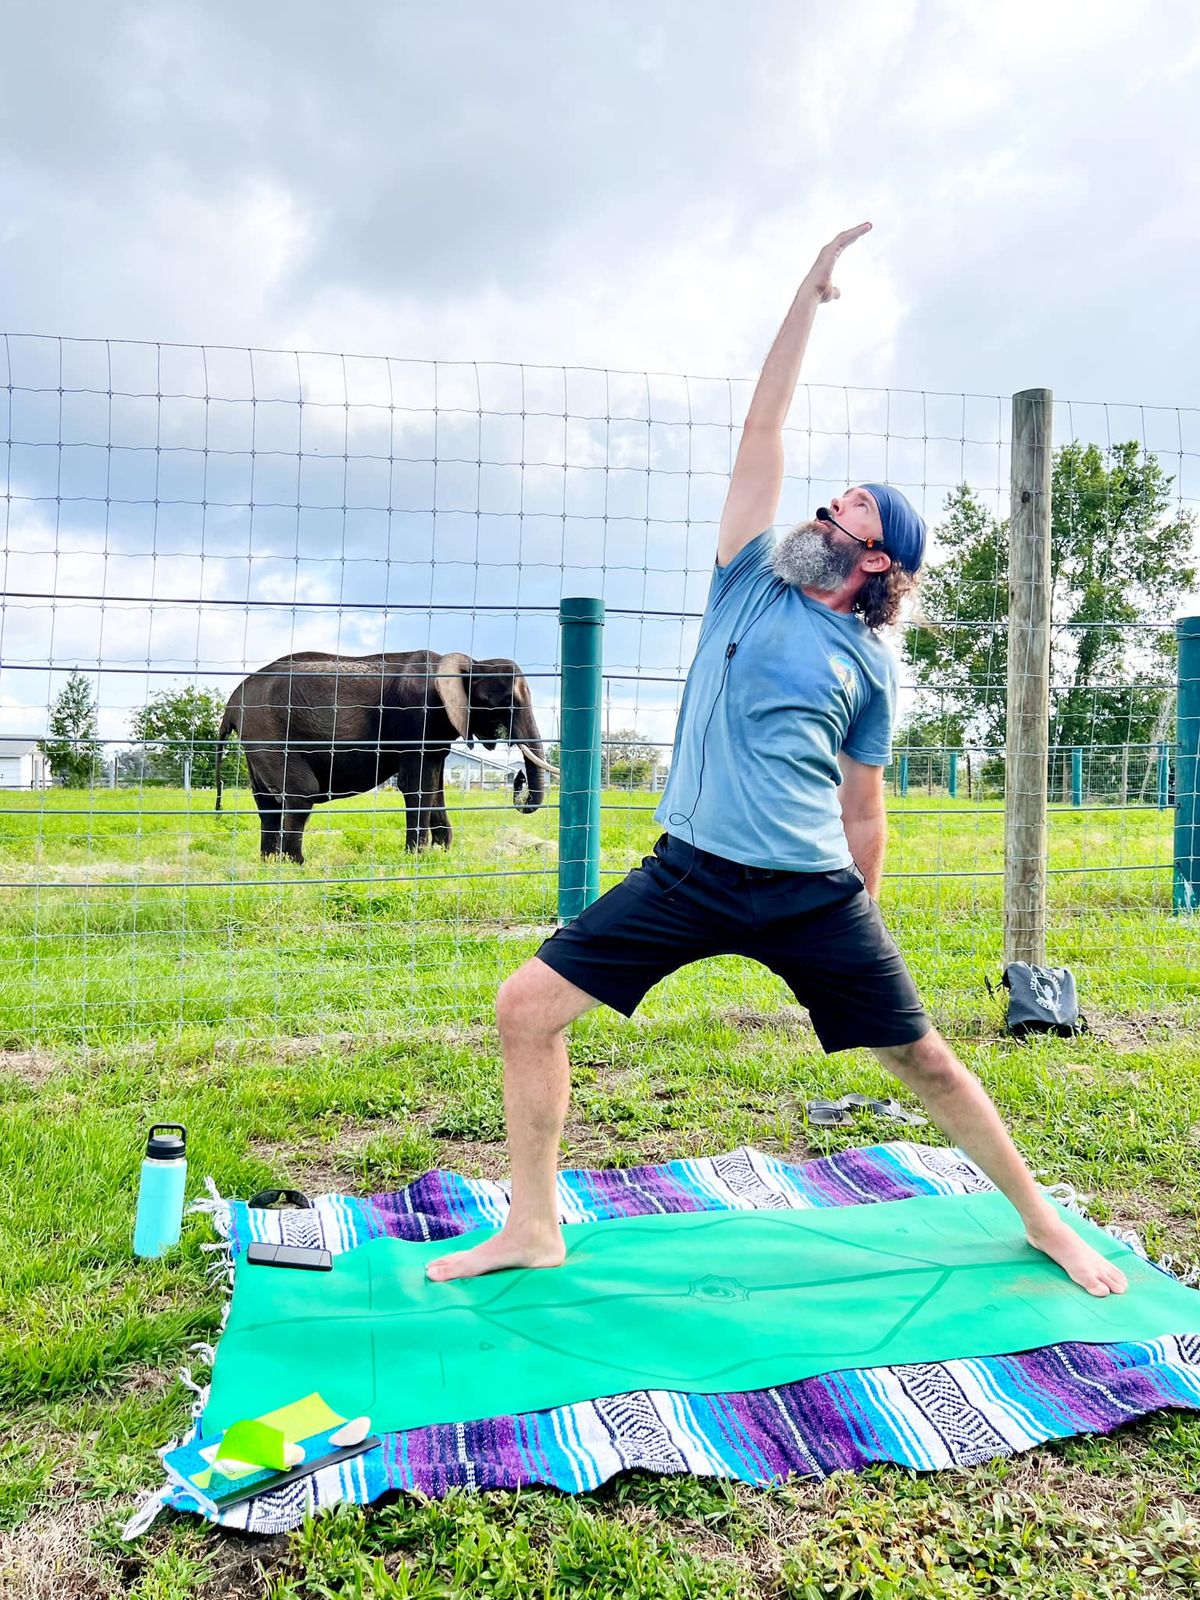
left=504, top=1212, right=562, bottom=1239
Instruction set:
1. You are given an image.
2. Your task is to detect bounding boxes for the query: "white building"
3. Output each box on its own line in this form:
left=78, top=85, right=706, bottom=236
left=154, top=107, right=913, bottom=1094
left=445, top=748, right=525, bottom=788
left=0, top=740, right=49, bottom=789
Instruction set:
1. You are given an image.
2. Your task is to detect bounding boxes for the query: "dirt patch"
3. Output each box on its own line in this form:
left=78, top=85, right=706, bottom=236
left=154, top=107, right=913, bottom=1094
left=192, top=1534, right=293, bottom=1600
left=0, top=1048, right=63, bottom=1087
left=231, top=1022, right=497, bottom=1062
left=117, top=1363, right=176, bottom=1399
left=1066, top=1009, right=1196, bottom=1053
left=248, top=1112, right=815, bottom=1194
left=429, top=1022, right=493, bottom=1050
left=247, top=1124, right=381, bottom=1194
left=559, top=1125, right=811, bottom=1171
left=0, top=1499, right=112, bottom=1600
left=261, top=1032, right=358, bottom=1062
left=7, top=858, right=184, bottom=884
left=1098, top=1184, right=1200, bottom=1266
left=486, top=828, right=555, bottom=863
left=422, top=1136, right=509, bottom=1181
left=717, top=1006, right=812, bottom=1034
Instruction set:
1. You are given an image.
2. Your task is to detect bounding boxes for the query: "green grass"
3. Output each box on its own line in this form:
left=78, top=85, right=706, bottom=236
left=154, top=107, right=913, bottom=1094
left=0, top=785, right=1191, bottom=1042
left=1, top=784, right=1198, bottom=1597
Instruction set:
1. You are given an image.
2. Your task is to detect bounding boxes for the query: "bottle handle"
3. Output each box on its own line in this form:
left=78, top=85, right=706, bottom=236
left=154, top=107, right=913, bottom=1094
left=149, top=1123, right=187, bottom=1140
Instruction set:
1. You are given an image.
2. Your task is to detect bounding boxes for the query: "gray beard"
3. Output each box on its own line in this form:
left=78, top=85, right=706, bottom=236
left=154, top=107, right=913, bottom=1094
left=771, top=521, right=860, bottom=592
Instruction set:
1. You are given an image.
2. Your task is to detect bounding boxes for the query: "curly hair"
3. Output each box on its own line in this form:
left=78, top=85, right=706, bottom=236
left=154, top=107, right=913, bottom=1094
left=853, top=562, right=920, bottom=631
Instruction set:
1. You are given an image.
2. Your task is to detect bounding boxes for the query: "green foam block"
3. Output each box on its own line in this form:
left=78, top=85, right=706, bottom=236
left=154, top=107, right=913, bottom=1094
left=207, top=1191, right=1200, bottom=1436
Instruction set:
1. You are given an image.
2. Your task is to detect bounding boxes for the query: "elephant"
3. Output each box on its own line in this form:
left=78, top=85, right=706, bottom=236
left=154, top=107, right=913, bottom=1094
left=214, top=650, right=554, bottom=863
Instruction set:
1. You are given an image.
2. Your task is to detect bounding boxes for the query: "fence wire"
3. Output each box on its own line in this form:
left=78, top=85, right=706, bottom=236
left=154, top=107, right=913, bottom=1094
left=1, top=334, right=1197, bottom=1043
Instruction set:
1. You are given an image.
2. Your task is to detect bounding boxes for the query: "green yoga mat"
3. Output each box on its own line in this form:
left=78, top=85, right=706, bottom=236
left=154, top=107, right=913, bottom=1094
left=206, top=1191, right=1200, bottom=1436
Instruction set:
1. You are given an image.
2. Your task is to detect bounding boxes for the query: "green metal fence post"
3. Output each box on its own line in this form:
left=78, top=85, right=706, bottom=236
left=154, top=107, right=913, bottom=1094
left=1158, top=741, right=1170, bottom=812
left=948, top=749, right=958, bottom=799
left=558, top=597, right=605, bottom=925
left=899, top=752, right=909, bottom=798
left=1071, top=747, right=1083, bottom=808
left=1174, top=616, right=1199, bottom=914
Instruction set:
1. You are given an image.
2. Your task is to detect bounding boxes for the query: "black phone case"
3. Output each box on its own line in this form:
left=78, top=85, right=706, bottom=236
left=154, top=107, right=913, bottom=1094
left=245, top=1241, right=333, bottom=1271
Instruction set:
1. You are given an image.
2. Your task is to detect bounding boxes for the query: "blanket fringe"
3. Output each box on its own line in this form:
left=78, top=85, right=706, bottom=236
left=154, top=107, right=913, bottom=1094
left=121, top=1484, right=172, bottom=1541
left=1042, top=1179, right=1094, bottom=1215
left=1157, top=1254, right=1200, bottom=1288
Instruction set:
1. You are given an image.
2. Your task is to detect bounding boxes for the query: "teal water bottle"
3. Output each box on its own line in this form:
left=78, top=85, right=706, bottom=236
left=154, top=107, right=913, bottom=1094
left=133, top=1124, right=188, bottom=1258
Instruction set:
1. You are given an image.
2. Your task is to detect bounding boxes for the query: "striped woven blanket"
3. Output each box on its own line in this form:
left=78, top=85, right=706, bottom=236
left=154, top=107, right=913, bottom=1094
left=127, top=1141, right=1200, bottom=1537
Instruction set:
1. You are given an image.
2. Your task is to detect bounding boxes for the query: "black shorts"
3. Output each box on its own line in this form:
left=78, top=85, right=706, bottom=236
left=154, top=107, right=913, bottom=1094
left=535, top=832, right=932, bottom=1055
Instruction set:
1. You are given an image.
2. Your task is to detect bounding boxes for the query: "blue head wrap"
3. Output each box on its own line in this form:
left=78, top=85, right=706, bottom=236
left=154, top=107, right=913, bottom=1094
left=862, top=483, right=927, bottom=573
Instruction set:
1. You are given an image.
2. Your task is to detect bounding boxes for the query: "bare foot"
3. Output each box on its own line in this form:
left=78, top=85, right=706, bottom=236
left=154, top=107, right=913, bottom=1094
left=425, top=1225, right=566, bottom=1283
left=1025, top=1211, right=1128, bottom=1297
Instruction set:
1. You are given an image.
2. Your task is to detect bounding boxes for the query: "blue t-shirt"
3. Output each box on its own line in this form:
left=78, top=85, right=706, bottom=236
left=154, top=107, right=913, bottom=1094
left=654, top=530, right=899, bottom=871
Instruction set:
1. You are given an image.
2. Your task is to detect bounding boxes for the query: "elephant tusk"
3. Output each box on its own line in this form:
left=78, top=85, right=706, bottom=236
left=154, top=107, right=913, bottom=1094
left=518, top=744, right=559, bottom=777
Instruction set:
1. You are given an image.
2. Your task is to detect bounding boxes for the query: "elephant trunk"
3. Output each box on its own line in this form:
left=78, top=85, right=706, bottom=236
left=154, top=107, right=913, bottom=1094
left=511, top=715, right=548, bottom=815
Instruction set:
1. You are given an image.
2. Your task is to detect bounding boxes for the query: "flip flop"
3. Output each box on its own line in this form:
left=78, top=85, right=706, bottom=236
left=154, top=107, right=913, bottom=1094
left=868, top=1097, right=928, bottom=1127
left=805, top=1095, right=928, bottom=1128
left=806, top=1099, right=856, bottom=1126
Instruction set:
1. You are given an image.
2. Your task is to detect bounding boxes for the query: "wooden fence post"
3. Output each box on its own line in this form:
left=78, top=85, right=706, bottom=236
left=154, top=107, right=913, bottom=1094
left=1005, top=389, right=1053, bottom=967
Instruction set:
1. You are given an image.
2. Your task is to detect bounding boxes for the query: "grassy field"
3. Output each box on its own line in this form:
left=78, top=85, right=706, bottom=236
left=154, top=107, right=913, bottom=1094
left=2, top=785, right=1199, bottom=1598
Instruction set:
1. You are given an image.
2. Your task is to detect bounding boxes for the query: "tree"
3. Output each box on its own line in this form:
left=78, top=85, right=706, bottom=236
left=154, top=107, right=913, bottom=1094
left=904, top=486, right=1008, bottom=748
left=42, top=670, right=103, bottom=787
left=892, top=709, right=967, bottom=791
left=1046, top=442, right=1191, bottom=756
left=115, top=745, right=173, bottom=785
left=128, top=685, right=241, bottom=788
left=603, top=726, right=659, bottom=789
left=905, top=444, right=1196, bottom=784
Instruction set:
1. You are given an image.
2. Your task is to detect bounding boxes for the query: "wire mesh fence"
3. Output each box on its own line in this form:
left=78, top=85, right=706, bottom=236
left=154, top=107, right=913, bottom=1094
left=1, top=332, right=1197, bottom=1043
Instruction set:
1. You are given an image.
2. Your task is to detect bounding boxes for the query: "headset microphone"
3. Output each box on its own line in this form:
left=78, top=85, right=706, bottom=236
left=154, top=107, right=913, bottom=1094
left=816, top=506, right=850, bottom=535
left=816, top=505, right=876, bottom=549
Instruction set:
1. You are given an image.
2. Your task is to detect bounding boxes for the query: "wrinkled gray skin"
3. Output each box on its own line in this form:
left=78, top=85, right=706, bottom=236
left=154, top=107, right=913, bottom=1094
left=771, top=520, right=860, bottom=592
left=215, top=650, right=547, bottom=862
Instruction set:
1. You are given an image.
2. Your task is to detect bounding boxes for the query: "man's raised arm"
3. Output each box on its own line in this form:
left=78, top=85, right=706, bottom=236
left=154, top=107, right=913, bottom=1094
left=717, top=222, right=872, bottom=568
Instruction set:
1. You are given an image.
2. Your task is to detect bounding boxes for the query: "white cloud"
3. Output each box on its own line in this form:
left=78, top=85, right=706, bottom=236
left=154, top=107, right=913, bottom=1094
left=3, top=0, right=1199, bottom=755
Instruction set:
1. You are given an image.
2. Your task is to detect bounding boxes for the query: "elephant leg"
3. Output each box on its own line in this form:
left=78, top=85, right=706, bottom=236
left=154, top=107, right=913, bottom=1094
left=398, top=778, right=429, bottom=850
left=430, top=782, right=452, bottom=848
left=254, top=787, right=284, bottom=858
left=420, top=752, right=452, bottom=848
left=250, top=755, right=320, bottom=864
left=393, top=757, right=423, bottom=851
left=278, top=796, right=315, bottom=864
left=404, top=790, right=433, bottom=850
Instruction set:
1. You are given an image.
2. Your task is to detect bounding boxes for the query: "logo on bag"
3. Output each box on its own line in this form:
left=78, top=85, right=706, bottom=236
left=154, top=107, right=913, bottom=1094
left=1030, top=969, right=1063, bottom=1011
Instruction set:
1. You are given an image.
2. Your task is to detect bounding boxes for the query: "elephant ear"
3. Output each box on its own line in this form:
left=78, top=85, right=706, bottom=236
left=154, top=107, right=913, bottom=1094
left=433, top=652, right=472, bottom=740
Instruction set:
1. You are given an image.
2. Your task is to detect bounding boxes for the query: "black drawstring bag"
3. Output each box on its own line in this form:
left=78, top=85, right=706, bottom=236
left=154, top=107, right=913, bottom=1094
left=987, top=962, right=1087, bottom=1039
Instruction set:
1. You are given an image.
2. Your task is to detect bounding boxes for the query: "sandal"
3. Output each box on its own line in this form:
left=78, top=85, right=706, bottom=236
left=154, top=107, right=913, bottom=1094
left=805, top=1095, right=927, bottom=1128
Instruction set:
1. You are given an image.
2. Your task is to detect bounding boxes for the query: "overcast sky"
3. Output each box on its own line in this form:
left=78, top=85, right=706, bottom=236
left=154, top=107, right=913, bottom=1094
left=3, top=0, right=1199, bottom=749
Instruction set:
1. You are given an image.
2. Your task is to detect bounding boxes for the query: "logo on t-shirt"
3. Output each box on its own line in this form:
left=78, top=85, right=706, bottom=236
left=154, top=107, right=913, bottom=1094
left=827, top=652, right=858, bottom=696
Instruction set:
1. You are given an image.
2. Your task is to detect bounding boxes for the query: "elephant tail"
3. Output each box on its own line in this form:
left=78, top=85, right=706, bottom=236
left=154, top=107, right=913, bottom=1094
left=215, top=704, right=239, bottom=812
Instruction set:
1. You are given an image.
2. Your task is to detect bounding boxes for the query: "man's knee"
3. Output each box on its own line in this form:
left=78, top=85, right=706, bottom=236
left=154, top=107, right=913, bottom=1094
left=875, top=1028, right=960, bottom=1091
left=496, top=966, right=535, bottom=1034
left=496, top=953, right=598, bottom=1043
left=496, top=958, right=577, bottom=1039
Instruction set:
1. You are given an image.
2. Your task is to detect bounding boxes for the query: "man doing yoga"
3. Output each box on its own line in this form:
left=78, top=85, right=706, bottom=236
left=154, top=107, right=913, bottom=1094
left=427, top=222, right=1127, bottom=1300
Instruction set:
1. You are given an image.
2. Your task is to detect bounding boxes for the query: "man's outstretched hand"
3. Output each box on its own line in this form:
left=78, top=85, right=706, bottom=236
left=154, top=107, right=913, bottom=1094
left=805, top=222, right=872, bottom=303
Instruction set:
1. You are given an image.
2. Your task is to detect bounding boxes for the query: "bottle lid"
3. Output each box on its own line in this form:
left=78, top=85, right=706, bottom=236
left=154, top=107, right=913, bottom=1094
left=145, top=1123, right=187, bottom=1160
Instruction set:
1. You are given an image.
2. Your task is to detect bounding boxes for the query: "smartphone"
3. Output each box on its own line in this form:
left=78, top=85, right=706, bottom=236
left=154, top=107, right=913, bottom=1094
left=245, top=1241, right=333, bottom=1271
